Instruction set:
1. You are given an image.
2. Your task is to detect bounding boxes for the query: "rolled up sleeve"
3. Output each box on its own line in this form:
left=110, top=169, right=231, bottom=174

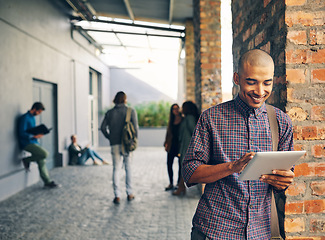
left=182, top=112, right=212, bottom=187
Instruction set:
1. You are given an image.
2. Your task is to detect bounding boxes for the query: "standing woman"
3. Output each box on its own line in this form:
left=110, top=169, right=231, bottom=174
left=173, top=101, right=200, bottom=196
left=164, top=104, right=183, bottom=191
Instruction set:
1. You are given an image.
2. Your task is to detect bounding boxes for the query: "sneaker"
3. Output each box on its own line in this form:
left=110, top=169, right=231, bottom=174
left=44, top=181, right=61, bottom=189
left=127, top=194, right=135, bottom=201
left=93, top=160, right=102, bottom=165
left=165, top=184, right=174, bottom=191
left=113, top=197, right=120, bottom=204
left=22, top=158, right=30, bottom=171
left=102, top=160, right=110, bottom=165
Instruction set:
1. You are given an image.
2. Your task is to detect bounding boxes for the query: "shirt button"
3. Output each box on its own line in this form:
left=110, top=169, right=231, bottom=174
left=249, top=205, right=253, bottom=208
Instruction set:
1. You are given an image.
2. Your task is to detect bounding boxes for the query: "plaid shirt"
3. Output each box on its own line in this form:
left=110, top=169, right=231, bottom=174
left=182, top=96, right=293, bottom=240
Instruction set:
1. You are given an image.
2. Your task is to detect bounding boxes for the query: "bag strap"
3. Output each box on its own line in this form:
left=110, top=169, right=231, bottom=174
left=266, top=104, right=279, bottom=152
left=125, top=107, right=132, bottom=123
left=266, top=104, right=283, bottom=240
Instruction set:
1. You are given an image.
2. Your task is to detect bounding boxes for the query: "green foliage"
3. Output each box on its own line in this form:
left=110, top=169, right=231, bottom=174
left=134, top=101, right=171, bottom=127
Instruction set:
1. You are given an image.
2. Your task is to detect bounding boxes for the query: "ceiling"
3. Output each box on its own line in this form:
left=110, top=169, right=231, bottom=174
left=56, top=0, right=193, bottom=67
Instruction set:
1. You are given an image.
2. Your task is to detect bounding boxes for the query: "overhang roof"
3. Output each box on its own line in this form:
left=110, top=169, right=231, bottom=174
left=57, top=0, right=193, bottom=67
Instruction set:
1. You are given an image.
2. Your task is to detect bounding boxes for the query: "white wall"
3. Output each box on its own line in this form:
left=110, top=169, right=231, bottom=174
left=0, top=0, right=110, bottom=201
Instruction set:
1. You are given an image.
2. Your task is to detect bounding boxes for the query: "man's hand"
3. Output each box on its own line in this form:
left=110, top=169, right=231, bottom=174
left=260, top=169, right=294, bottom=190
left=229, top=152, right=255, bottom=173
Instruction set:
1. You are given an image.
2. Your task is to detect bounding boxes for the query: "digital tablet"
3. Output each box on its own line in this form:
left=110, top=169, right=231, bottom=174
left=238, top=151, right=306, bottom=181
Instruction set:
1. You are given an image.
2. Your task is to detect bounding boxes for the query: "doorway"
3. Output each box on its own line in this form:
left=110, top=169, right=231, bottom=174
left=33, top=79, right=58, bottom=170
left=88, top=68, right=101, bottom=147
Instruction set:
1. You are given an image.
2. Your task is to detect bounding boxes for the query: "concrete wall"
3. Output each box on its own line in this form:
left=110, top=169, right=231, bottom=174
left=0, top=0, right=110, bottom=201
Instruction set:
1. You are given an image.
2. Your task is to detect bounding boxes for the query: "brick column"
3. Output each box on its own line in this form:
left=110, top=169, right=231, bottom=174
left=232, top=0, right=325, bottom=238
left=185, top=20, right=195, bottom=103
left=192, top=0, right=222, bottom=111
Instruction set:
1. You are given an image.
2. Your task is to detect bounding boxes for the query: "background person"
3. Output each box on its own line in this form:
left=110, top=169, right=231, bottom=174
left=163, top=103, right=183, bottom=191
left=172, top=101, right=200, bottom=196
left=68, top=135, right=109, bottom=166
left=182, top=49, right=294, bottom=239
left=101, top=91, right=138, bottom=204
left=18, top=102, right=60, bottom=188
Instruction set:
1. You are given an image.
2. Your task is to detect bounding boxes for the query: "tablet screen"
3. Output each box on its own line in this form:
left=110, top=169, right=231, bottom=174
left=238, top=151, right=306, bottom=181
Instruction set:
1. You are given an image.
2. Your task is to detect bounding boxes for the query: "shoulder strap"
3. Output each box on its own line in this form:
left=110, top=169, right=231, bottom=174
left=266, top=104, right=283, bottom=240
left=266, top=104, right=279, bottom=152
left=125, top=107, right=132, bottom=123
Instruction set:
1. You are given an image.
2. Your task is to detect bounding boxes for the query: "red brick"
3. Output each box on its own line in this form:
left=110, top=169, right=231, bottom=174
left=288, top=107, right=308, bottom=121
left=310, top=218, right=325, bottom=232
left=315, top=162, right=325, bottom=176
left=254, top=31, right=265, bottom=46
left=294, top=163, right=314, bottom=177
left=286, top=182, right=306, bottom=196
left=285, top=217, right=305, bottom=232
left=288, top=30, right=307, bottom=45
left=286, top=201, right=304, bottom=214
left=316, top=30, right=325, bottom=44
left=310, top=181, right=325, bottom=196
left=305, top=199, right=325, bottom=214
left=286, top=69, right=306, bottom=83
left=310, top=29, right=325, bottom=45
left=310, top=29, right=317, bottom=45
left=285, top=0, right=306, bottom=6
left=294, top=144, right=305, bottom=151
left=311, top=106, right=325, bottom=120
left=260, top=41, right=270, bottom=53
left=302, top=126, right=318, bottom=140
left=243, top=28, right=250, bottom=42
left=319, top=128, right=325, bottom=141
left=286, top=49, right=307, bottom=64
left=309, top=49, right=325, bottom=64
left=285, top=11, right=325, bottom=27
left=260, top=13, right=267, bottom=25
left=311, top=69, right=325, bottom=83
left=264, top=0, right=271, bottom=7
left=312, top=145, right=325, bottom=158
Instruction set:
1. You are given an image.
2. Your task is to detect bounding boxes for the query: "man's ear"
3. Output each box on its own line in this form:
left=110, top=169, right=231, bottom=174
left=233, top=72, right=240, bottom=85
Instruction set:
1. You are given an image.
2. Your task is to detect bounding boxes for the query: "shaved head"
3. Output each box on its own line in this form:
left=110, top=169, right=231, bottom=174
left=238, top=49, right=274, bottom=75
left=234, top=49, right=275, bottom=109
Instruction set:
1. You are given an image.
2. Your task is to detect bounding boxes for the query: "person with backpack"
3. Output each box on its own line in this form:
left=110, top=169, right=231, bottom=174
left=100, top=91, right=138, bottom=204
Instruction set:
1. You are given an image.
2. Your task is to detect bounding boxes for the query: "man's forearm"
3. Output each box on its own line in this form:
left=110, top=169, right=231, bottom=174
left=188, top=163, right=234, bottom=184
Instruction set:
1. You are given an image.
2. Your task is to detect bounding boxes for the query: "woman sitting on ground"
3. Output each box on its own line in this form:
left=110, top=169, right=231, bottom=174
left=68, top=134, right=109, bottom=166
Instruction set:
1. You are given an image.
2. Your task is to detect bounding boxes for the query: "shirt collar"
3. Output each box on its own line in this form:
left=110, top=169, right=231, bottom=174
left=234, top=95, right=267, bottom=118
left=115, top=103, right=126, bottom=108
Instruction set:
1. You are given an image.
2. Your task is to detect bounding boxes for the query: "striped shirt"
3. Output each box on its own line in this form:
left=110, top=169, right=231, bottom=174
left=182, top=96, right=293, bottom=240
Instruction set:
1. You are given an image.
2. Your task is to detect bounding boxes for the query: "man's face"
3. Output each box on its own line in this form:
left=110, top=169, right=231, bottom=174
left=31, top=109, right=43, bottom=116
left=234, top=63, right=274, bottom=109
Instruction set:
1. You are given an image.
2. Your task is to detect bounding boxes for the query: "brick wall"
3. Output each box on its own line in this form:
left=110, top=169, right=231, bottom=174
left=232, top=0, right=325, bottom=238
left=284, top=0, right=325, bottom=238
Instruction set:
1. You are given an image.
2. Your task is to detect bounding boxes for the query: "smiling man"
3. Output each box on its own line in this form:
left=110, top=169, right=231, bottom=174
left=182, top=49, right=294, bottom=240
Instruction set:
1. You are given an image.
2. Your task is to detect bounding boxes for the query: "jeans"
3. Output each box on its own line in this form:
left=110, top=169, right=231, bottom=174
left=78, top=148, right=103, bottom=165
left=191, top=228, right=209, bottom=240
left=111, top=144, right=132, bottom=198
left=24, top=144, right=51, bottom=184
left=167, top=151, right=180, bottom=185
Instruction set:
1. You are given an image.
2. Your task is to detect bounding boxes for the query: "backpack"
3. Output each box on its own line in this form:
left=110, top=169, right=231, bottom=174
left=121, top=107, right=137, bottom=154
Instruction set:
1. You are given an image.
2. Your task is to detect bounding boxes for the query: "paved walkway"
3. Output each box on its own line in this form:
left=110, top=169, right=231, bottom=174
left=0, top=147, right=201, bottom=240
